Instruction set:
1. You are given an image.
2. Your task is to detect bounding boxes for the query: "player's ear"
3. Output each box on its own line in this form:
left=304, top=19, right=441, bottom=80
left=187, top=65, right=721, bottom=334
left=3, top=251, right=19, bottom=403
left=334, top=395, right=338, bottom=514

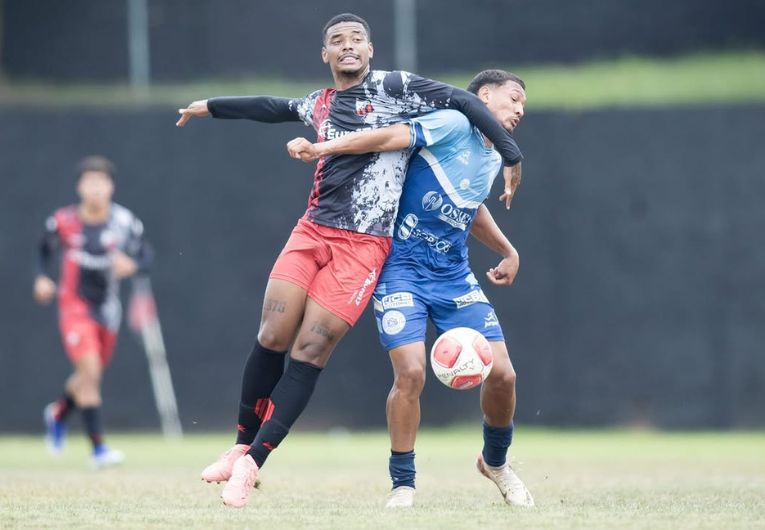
left=478, top=85, right=491, bottom=104
left=368, top=41, right=374, bottom=60
left=321, top=46, right=329, bottom=64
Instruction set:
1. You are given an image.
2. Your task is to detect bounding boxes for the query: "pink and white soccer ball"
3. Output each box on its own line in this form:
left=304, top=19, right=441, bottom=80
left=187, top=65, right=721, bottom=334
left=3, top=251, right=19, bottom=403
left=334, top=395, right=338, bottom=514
left=430, top=327, right=493, bottom=390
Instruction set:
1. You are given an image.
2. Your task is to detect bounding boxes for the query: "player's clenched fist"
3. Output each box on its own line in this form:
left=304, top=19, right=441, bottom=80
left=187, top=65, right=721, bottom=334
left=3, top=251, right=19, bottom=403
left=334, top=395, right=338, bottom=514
left=33, top=275, right=56, bottom=305
left=176, top=99, right=210, bottom=127
left=287, top=137, right=321, bottom=162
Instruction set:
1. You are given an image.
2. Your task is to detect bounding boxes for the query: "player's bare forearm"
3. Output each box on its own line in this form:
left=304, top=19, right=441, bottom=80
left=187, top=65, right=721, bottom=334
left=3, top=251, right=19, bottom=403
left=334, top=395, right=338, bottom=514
left=470, top=204, right=515, bottom=259
left=317, top=124, right=411, bottom=157
left=499, top=162, right=522, bottom=209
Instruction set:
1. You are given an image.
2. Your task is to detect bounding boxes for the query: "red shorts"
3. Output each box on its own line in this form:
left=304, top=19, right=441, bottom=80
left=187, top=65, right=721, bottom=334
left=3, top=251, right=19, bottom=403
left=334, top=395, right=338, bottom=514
left=270, top=218, right=392, bottom=325
left=59, top=313, right=117, bottom=366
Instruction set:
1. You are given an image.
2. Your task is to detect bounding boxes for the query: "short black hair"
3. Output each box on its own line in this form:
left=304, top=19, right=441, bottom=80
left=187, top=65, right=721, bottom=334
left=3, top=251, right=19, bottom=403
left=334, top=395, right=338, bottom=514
left=467, top=69, right=525, bottom=95
left=322, top=13, right=371, bottom=44
left=76, top=155, right=115, bottom=182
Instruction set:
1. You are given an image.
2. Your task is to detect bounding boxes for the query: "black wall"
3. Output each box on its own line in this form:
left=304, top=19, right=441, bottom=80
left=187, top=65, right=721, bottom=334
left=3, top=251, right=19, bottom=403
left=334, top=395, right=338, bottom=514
left=3, top=0, right=763, bottom=81
left=1, top=103, right=764, bottom=433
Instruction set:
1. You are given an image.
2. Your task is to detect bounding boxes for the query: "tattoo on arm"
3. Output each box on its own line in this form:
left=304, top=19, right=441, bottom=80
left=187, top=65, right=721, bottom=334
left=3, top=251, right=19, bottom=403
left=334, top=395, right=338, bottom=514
left=511, top=162, right=522, bottom=189
left=264, top=298, right=286, bottom=313
left=310, top=323, right=335, bottom=341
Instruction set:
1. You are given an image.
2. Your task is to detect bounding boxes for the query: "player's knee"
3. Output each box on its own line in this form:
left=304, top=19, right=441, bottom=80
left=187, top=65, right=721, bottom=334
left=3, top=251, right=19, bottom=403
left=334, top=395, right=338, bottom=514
left=395, top=364, right=426, bottom=396
left=257, top=328, right=291, bottom=352
left=291, top=337, right=332, bottom=367
left=488, top=363, right=516, bottom=390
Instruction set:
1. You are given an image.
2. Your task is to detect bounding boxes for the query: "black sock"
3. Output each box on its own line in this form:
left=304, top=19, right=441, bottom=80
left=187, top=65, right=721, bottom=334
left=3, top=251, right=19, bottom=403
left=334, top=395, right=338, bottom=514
left=54, top=392, right=77, bottom=422
left=236, top=340, right=287, bottom=445
left=248, top=359, right=322, bottom=467
left=80, top=407, right=104, bottom=451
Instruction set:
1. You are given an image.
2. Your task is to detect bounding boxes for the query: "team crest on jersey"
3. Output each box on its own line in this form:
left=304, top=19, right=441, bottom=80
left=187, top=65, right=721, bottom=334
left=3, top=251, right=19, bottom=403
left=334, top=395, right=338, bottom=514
left=422, top=191, right=443, bottom=211
left=382, top=310, right=406, bottom=335
left=355, top=99, right=374, bottom=116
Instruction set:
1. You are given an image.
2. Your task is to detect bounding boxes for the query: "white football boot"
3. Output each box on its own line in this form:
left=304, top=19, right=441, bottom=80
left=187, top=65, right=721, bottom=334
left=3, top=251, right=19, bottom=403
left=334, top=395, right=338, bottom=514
left=385, top=486, right=415, bottom=508
left=476, top=454, right=534, bottom=507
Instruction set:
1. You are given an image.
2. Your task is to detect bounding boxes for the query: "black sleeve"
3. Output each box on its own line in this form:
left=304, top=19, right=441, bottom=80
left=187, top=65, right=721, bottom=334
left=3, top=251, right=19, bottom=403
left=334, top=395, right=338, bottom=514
left=125, top=217, right=153, bottom=273
left=37, top=216, right=59, bottom=277
left=447, top=89, right=523, bottom=167
left=385, top=72, right=523, bottom=167
left=206, top=96, right=302, bottom=123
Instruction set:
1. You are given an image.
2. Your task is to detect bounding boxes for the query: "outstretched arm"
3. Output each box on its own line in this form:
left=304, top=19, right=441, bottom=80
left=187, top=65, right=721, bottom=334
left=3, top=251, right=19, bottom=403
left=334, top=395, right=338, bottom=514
left=470, top=204, right=519, bottom=286
left=177, top=96, right=301, bottom=127
left=286, top=123, right=412, bottom=162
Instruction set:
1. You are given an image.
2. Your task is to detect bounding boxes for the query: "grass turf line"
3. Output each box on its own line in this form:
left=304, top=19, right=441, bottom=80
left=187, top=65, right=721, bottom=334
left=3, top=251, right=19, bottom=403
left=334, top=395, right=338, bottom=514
left=0, top=428, right=763, bottom=529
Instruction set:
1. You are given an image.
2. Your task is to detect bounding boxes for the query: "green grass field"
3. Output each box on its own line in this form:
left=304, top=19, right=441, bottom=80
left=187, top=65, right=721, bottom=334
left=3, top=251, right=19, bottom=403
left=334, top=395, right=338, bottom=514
left=1, top=428, right=763, bottom=529
left=1, top=51, right=763, bottom=109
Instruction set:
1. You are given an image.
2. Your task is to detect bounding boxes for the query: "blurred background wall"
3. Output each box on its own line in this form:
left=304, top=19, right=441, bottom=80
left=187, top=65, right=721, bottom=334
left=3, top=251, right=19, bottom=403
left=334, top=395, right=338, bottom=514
left=1, top=0, right=763, bottom=432
left=2, top=0, right=764, bottom=81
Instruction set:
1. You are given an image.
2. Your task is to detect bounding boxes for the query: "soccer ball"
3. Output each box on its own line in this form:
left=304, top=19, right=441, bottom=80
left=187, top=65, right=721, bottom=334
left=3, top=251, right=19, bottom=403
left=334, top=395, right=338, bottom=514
left=430, top=327, right=493, bottom=390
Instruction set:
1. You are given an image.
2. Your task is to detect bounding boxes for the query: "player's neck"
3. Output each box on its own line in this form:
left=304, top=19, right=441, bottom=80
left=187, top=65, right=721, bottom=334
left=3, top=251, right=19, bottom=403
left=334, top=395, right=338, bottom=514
left=79, top=202, right=110, bottom=224
left=332, top=66, right=370, bottom=91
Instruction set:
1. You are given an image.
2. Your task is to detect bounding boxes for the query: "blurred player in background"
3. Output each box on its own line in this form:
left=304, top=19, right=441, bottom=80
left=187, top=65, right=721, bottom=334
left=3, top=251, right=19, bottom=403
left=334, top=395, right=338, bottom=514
left=176, top=13, right=523, bottom=507
left=34, top=156, right=153, bottom=468
left=287, top=70, right=533, bottom=507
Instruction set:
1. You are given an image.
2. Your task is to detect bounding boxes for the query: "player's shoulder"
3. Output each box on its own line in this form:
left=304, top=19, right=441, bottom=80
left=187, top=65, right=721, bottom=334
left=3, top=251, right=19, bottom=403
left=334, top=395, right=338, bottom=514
left=52, top=204, right=78, bottom=222
left=418, top=109, right=471, bottom=133
left=111, top=203, right=144, bottom=233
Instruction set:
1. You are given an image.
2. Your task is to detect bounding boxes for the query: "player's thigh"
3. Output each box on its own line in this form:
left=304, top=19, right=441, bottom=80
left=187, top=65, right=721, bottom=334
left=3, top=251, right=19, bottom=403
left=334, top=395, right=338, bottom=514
left=258, top=278, right=309, bottom=351
left=74, top=352, right=103, bottom=385
left=485, top=340, right=516, bottom=384
left=289, top=297, right=350, bottom=367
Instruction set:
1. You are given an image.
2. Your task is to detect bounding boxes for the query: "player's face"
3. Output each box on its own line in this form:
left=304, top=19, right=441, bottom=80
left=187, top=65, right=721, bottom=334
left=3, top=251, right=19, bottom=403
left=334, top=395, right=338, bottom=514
left=483, top=81, right=526, bottom=132
left=77, top=170, right=114, bottom=208
left=321, top=22, right=373, bottom=77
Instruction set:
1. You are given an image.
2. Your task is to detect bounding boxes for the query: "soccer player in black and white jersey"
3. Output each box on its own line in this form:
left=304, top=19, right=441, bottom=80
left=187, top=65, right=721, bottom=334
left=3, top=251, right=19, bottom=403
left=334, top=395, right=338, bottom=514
left=176, top=13, right=523, bottom=507
left=35, top=156, right=152, bottom=468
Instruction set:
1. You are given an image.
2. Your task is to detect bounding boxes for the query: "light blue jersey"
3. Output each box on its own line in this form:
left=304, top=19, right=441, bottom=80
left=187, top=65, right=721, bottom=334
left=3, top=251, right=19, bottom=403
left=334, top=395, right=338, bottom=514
left=388, top=109, right=503, bottom=278
left=373, top=109, right=506, bottom=351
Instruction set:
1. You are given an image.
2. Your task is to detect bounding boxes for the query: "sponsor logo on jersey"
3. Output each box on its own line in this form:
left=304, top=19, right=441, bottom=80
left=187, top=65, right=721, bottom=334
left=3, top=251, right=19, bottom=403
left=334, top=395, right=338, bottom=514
left=100, top=229, right=118, bottom=250
left=398, top=213, right=418, bottom=240
left=355, top=99, right=374, bottom=116
left=457, top=150, right=471, bottom=165
left=381, top=292, right=414, bottom=310
left=437, top=203, right=472, bottom=231
left=66, top=331, right=81, bottom=346
left=67, top=249, right=112, bottom=270
left=453, top=289, right=489, bottom=309
left=484, top=310, right=499, bottom=328
left=382, top=310, right=406, bottom=335
left=319, top=119, right=371, bottom=141
left=353, top=268, right=377, bottom=306
left=422, top=191, right=443, bottom=211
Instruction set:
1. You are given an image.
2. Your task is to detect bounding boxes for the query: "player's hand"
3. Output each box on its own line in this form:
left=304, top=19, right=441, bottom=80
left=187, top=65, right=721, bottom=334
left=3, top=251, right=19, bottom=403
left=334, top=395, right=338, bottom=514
left=486, top=249, right=519, bottom=286
left=176, top=99, right=210, bottom=127
left=287, top=137, right=320, bottom=162
left=112, top=251, right=139, bottom=279
left=499, top=163, right=522, bottom=210
left=33, top=275, right=57, bottom=304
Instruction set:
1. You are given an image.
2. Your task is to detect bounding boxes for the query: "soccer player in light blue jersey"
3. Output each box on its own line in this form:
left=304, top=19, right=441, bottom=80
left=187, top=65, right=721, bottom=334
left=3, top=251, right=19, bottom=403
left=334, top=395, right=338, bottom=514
left=287, top=69, right=532, bottom=508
